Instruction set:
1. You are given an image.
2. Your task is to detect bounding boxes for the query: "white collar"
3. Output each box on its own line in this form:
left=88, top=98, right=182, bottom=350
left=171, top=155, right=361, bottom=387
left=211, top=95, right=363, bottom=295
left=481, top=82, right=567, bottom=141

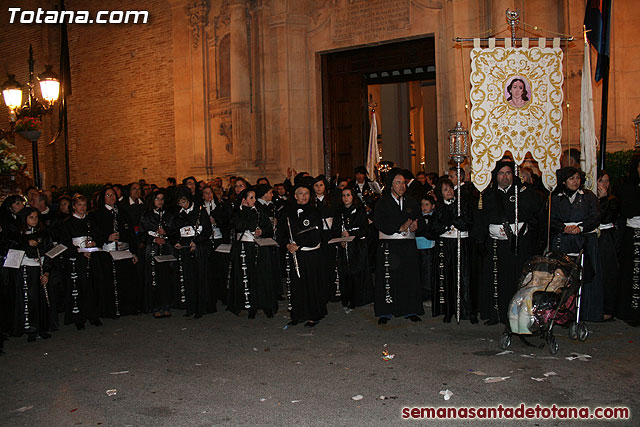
left=40, top=207, right=50, bottom=215
left=73, top=213, right=86, bottom=219
left=499, top=185, right=512, bottom=193
left=258, top=199, right=271, bottom=206
left=391, top=193, right=402, bottom=205
left=181, top=204, right=194, bottom=214
left=105, top=204, right=114, bottom=211
left=444, top=198, right=455, bottom=205
left=129, top=196, right=142, bottom=205
left=154, top=209, right=163, bottom=215
left=316, top=195, right=325, bottom=202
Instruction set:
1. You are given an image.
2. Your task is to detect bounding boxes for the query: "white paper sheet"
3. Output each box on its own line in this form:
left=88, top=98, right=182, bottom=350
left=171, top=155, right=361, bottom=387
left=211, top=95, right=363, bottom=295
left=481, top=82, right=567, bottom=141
left=3, top=249, right=25, bottom=269
left=154, top=255, right=177, bottom=263
left=110, top=250, right=134, bottom=261
left=254, top=238, right=279, bottom=247
left=328, top=236, right=356, bottom=244
left=46, top=244, right=68, bottom=259
left=215, top=243, right=232, bottom=253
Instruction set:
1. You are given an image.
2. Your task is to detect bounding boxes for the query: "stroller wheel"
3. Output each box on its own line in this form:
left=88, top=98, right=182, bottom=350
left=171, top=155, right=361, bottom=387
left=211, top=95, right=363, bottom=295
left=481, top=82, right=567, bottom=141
left=548, top=336, right=559, bottom=355
left=577, top=322, right=589, bottom=342
left=499, top=333, right=511, bottom=350
left=568, top=322, right=578, bottom=340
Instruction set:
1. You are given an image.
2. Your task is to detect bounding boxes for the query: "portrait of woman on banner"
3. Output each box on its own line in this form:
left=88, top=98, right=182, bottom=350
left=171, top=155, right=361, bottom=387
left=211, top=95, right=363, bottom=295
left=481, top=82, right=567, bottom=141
left=504, top=76, right=531, bottom=109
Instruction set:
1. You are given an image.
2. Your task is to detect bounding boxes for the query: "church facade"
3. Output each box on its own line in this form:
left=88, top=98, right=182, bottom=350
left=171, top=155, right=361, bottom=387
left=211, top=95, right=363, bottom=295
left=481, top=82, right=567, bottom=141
left=1, top=0, right=637, bottom=186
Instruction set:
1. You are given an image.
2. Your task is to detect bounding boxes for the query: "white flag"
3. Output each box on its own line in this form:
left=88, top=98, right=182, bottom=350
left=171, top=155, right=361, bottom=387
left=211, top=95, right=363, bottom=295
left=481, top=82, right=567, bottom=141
left=366, top=111, right=380, bottom=180
left=580, top=40, right=598, bottom=194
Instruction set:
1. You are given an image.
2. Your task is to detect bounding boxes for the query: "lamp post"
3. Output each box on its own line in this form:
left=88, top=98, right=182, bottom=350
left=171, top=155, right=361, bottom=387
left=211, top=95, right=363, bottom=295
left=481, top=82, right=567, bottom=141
left=2, top=45, right=60, bottom=188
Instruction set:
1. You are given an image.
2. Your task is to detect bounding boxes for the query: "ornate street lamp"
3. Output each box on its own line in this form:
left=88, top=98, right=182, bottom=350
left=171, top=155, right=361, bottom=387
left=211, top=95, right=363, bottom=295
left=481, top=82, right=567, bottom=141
left=1, top=45, right=60, bottom=188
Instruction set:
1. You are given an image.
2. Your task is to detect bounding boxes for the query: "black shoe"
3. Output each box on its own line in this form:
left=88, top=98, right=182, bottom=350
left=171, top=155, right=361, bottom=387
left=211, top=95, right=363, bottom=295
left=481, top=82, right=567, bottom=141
left=443, top=315, right=452, bottom=323
left=408, top=315, right=422, bottom=322
left=184, top=312, right=194, bottom=317
left=378, top=317, right=389, bottom=325
left=90, top=319, right=103, bottom=327
left=304, top=321, right=317, bottom=328
left=75, top=322, right=85, bottom=330
left=627, top=320, right=640, bottom=327
left=27, top=333, right=37, bottom=342
left=194, top=314, right=202, bottom=319
left=287, top=320, right=299, bottom=326
left=39, top=332, right=52, bottom=339
left=484, top=319, right=499, bottom=326
left=470, top=315, right=479, bottom=324
left=264, top=309, right=273, bottom=318
left=277, top=295, right=286, bottom=301
left=248, top=310, right=257, bottom=319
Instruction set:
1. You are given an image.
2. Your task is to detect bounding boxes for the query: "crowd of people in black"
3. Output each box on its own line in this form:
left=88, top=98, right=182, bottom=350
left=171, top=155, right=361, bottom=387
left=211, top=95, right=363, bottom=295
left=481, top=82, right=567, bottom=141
left=1, top=154, right=639, bottom=353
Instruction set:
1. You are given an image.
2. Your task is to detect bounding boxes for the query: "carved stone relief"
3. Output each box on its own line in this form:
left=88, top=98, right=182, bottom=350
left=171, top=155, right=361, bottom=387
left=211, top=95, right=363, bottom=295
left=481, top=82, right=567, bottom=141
left=186, top=0, right=210, bottom=48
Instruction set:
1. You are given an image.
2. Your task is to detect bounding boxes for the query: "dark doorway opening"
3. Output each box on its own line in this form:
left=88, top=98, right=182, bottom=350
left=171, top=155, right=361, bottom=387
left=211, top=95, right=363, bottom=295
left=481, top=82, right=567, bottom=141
left=321, top=37, right=437, bottom=180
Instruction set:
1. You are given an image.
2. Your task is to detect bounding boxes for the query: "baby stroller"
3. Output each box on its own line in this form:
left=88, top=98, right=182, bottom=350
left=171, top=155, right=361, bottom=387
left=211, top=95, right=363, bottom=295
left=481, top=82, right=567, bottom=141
left=500, top=251, right=589, bottom=354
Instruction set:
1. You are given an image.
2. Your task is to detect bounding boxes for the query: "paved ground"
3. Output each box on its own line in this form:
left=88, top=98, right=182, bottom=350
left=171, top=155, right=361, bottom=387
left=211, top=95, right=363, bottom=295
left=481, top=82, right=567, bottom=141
left=0, top=301, right=638, bottom=426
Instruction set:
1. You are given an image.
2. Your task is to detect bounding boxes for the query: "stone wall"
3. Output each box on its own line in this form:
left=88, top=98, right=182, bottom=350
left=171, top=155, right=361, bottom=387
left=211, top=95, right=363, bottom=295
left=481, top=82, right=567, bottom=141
left=1, top=0, right=638, bottom=189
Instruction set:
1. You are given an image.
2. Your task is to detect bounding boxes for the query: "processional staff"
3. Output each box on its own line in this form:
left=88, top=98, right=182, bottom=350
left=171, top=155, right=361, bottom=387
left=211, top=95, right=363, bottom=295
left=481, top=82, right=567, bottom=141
left=448, top=122, right=468, bottom=325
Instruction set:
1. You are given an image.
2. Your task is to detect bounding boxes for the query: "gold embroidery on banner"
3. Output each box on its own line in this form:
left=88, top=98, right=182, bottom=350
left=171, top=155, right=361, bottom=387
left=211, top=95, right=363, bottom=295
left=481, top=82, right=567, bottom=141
left=469, top=47, right=564, bottom=192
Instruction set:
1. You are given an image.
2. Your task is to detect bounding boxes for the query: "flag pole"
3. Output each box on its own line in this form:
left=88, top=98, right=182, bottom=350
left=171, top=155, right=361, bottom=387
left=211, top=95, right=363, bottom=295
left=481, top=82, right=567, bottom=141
left=598, top=0, right=611, bottom=170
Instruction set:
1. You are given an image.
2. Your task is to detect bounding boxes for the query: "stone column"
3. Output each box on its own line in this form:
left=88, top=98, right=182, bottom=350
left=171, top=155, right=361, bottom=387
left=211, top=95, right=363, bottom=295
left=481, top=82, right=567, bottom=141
left=229, top=0, right=251, bottom=162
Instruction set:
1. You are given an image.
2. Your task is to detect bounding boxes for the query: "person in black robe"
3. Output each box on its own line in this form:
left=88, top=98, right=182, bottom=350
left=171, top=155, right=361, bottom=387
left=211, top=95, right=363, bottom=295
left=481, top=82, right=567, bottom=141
left=91, top=187, right=139, bottom=318
left=596, top=171, right=620, bottom=321
left=121, top=182, right=146, bottom=313
left=202, top=185, right=230, bottom=307
left=475, top=160, right=540, bottom=325
left=173, top=186, right=213, bottom=318
left=550, top=167, right=603, bottom=322
left=429, top=177, right=477, bottom=324
left=312, top=175, right=337, bottom=302
left=373, top=168, right=425, bottom=324
left=59, top=194, right=102, bottom=329
left=617, top=154, right=640, bottom=326
left=11, top=207, right=55, bottom=341
left=277, top=179, right=327, bottom=327
left=228, top=188, right=278, bottom=318
left=416, top=195, right=436, bottom=304
left=331, top=187, right=373, bottom=310
left=256, top=184, right=283, bottom=303
left=0, top=195, right=25, bottom=341
left=140, top=190, right=179, bottom=318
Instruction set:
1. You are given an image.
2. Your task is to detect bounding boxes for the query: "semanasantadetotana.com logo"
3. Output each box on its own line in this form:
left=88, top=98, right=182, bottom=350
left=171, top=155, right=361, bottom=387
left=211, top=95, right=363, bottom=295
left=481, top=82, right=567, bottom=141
left=7, top=7, right=149, bottom=24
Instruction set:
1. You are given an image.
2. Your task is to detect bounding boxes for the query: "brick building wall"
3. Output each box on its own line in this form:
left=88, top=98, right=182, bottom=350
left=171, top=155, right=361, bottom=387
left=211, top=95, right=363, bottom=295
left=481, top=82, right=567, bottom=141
left=1, top=0, right=176, bottom=188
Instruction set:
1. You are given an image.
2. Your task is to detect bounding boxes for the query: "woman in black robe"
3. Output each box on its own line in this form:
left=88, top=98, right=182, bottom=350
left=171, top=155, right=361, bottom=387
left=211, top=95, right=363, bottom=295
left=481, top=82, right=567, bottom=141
left=596, top=171, right=620, bottom=321
left=278, top=180, right=327, bottom=327
left=617, top=155, right=640, bottom=326
left=91, top=187, right=139, bottom=318
left=202, top=185, right=230, bottom=307
left=228, top=188, right=278, bottom=318
left=373, top=169, right=425, bottom=324
left=331, top=187, right=373, bottom=310
left=173, top=186, right=213, bottom=318
left=312, top=175, right=337, bottom=302
left=59, top=194, right=101, bottom=329
left=255, top=184, right=283, bottom=304
left=550, top=167, right=603, bottom=322
left=0, top=195, right=25, bottom=340
left=11, top=207, right=55, bottom=341
left=429, top=177, right=476, bottom=323
left=140, top=190, right=178, bottom=318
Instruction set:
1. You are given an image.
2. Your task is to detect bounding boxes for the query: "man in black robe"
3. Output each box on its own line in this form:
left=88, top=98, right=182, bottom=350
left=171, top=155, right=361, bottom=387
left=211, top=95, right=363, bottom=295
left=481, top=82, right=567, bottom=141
left=373, top=168, right=425, bottom=324
left=277, top=179, right=327, bottom=327
left=476, top=160, right=540, bottom=325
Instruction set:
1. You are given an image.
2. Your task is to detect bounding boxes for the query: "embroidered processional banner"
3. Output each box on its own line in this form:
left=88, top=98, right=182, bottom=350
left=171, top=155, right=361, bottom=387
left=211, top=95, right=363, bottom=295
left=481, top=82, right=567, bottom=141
left=469, top=39, right=564, bottom=191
